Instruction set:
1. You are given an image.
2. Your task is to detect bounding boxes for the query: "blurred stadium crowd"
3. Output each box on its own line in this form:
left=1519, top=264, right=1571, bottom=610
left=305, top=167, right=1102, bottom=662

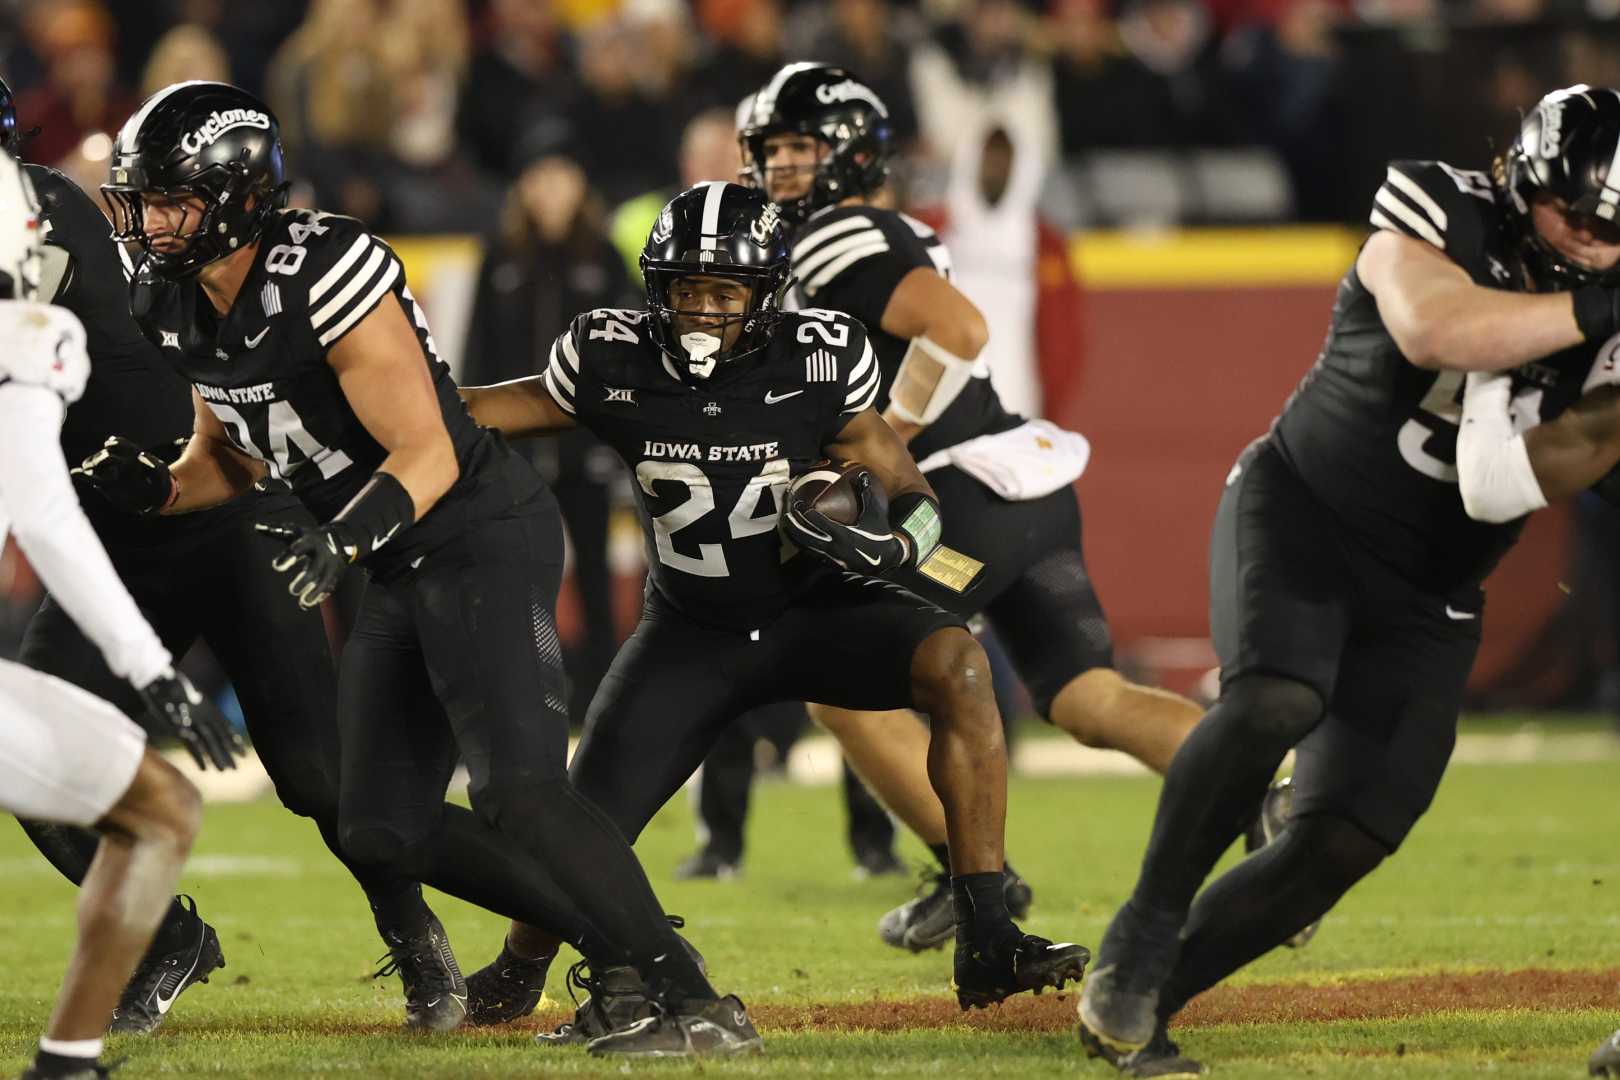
left=2, top=0, right=1619, bottom=234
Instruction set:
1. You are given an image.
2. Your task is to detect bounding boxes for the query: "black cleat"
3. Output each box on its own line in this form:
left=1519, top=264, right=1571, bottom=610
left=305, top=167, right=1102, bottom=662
left=1078, top=963, right=1161, bottom=1057
left=586, top=994, right=763, bottom=1058
left=954, top=933, right=1088, bottom=1010
left=1242, top=777, right=1319, bottom=948
left=465, top=939, right=556, bottom=1026
left=1592, top=1027, right=1620, bottom=1077
left=109, top=896, right=222, bottom=1034
left=879, top=867, right=1033, bottom=953
left=535, top=921, right=707, bottom=1046
left=673, top=849, right=741, bottom=881
left=373, top=914, right=468, bottom=1033
left=1081, top=1021, right=1207, bottom=1078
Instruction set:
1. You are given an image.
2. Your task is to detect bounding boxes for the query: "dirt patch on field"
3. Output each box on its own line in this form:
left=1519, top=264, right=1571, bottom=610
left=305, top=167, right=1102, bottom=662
left=531, top=969, right=1620, bottom=1034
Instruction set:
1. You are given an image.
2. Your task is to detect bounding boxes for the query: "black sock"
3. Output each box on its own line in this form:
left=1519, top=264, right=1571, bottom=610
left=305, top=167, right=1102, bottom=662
left=32, top=1049, right=98, bottom=1078
left=369, top=882, right=432, bottom=940
left=951, top=871, right=1017, bottom=950
left=1158, top=816, right=1387, bottom=1019
left=929, top=843, right=951, bottom=873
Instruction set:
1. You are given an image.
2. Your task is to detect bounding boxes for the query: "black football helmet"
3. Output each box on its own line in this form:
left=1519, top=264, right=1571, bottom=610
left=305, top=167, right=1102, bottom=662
left=738, top=63, right=892, bottom=225
left=1504, top=84, right=1620, bottom=288
left=0, top=77, right=18, bottom=153
left=100, top=81, right=288, bottom=279
left=641, top=182, right=791, bottom=378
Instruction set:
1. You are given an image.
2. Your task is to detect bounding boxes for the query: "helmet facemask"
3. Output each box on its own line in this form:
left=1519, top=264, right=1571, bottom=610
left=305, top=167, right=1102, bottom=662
left=104, top=161, right=285, bottom=279
left=741, top=120, right=884, bottom=225
left=643, top=263, right=786, bottom=379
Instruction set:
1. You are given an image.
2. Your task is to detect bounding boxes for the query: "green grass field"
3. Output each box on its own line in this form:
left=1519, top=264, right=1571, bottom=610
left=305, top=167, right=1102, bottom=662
left=1, top=727, right=1617, bottom=1077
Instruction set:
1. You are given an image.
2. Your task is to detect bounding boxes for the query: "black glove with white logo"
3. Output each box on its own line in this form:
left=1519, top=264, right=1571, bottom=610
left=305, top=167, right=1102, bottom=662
left=255, top=521, right=365, bottom=610
left=72, top=435, right=177, bottom=515
left=781, top=468, right=908, bottom=573
left=138, top=668, right=244, bottom=771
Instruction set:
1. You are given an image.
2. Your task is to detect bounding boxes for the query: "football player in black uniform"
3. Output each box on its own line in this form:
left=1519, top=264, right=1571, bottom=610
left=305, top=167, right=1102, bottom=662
left=80, top=81, right=752, bottom=1055
left=1078, top=85, right=1620, bottom=1076
left=9, top=78, right=629, bottom=1040
left=737, top=62, right=1224, bottom=953
left=2, top=75, right=381, bottom=1035
left=460, top=181, right=1088, bottom=1045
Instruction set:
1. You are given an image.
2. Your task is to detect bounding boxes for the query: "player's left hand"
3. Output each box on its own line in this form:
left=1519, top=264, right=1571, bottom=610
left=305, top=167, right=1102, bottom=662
left=255, top=521, right=363, bottom=609
left=782, top=469, right=909, bottom=574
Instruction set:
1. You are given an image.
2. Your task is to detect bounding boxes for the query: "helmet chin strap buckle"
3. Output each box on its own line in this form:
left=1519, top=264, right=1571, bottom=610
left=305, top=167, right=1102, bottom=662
left=682, top=332, right=722, bottom=379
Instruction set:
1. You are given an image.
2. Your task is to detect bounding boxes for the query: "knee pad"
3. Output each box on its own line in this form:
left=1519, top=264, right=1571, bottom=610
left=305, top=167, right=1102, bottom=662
left=1221, top=674, right=1325, bottom=742
left=339, top=822, right=435, bottom=875
left=1289, top=813, right=1391, bottom=890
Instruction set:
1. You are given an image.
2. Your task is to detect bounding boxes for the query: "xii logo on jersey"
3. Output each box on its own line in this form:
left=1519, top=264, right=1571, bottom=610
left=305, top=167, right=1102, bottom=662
left=604, top=387, right=636, bottom=405
left=160, top=330, right=180, bottom=349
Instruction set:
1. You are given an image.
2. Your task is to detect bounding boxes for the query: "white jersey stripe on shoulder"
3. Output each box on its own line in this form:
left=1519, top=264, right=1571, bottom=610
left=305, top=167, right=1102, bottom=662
left=316, top=260, right=399, bottom=346
left=1372, top=189, right=1443, bottom=248
left=699, top=181, right=726, bottom=253
left=804, top=239, right=891, bottom=295
left=547, top=352, right=577, bottom=399
left=843, top=369, right=879, bottom=413
left=794, top=229, right=887, bottom=285
left=542, top=367, right=576, bottom=414
left=1368, top=207, right=1404, bottom=237
left=116, top=242, right=136, bottom=281
left=1383, top=167, right=1448, bottom=231
left=560, top=331, right=581, bottom=374
left=846, top=339, right=874, bottom=388
left=792, top=215, right=873, bottom=258
left=311, top=245, right=387, bottom=330
left=308, top=235, right=373, bottom=304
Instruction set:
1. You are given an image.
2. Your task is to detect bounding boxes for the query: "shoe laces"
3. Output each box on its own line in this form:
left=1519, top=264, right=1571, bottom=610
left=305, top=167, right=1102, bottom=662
left=373, top=931, right=460, bottom=995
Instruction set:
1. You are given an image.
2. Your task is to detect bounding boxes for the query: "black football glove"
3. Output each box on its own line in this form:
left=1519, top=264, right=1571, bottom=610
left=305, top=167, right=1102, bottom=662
left=255, top=521, right=364, bottom=610
left=781, top=467, right=908, bottom=573
left=71, top=435, right=176, bottom=515
left=138, top=668, right=244, bottom=771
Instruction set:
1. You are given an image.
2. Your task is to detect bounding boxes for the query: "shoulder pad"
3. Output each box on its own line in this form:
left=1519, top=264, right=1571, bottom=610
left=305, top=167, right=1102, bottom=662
left=1370, top=160, right=1498, bottom=257
left=0, top=302, right=90, bottom=404
left=784, top=309, right=877, bottom=411
left=271, top=211, right=404, bottom=348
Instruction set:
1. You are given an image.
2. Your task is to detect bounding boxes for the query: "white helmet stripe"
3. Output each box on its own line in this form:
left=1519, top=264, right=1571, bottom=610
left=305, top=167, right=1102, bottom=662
left=699, top=180, right=727, bottom=253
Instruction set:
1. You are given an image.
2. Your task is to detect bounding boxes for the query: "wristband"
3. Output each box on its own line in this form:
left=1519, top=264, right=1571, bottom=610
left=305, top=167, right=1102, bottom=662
left=332, top=471, right=416, bottom=558
left=889, top=491, right=942, bottom=567
left=1572, top=287, right=1619, bottom=343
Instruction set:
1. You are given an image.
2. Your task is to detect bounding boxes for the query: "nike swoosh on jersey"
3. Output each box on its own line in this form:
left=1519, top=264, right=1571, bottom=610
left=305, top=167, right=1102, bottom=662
left=1444, top=605, right=1477, bottom=621
left=764, top=389, right=805, bottom=404
left=857, top=549, right=882, bottom=566
left=243, top=326, right=270, bottom=348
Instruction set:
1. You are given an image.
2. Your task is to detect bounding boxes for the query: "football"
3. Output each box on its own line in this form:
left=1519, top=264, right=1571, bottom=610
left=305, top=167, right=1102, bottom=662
left=787, top=460, right=870, bottom=526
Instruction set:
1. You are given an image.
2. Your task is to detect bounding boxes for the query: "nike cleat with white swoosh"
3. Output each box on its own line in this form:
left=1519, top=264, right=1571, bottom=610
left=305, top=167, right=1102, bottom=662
left=110, top=895, right=224, bottom=1034
left=586, top=994, right=763, bottom=1058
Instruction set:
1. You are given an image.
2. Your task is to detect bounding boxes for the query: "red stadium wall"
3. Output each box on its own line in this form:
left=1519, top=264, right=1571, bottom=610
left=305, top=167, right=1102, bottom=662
left=1056, top=231, right=1570, bottom=695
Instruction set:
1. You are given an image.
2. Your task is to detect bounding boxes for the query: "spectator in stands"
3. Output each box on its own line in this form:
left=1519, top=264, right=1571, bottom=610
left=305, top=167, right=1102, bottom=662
left=909, top=0, right=1058, bottom=167
left=139, top=23, right=229, bottom=97
left=569, top=15, right=680, bottom=205
left=609, top=106, right=741, bottom=280
left=689, top=0, right=787, bottom=115
left=460, top=117, right=633, bottom=724
left=787, top=0, right=922, bottom=146
left=457, top=0, right=575, bottom=178
left=14, top=0, right=134, bottom=167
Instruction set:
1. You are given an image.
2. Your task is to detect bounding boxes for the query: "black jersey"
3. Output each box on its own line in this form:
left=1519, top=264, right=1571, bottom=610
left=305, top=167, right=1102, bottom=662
left=540, top=307, right=880, bottom=630
left=1272, top=160, right=1607, bottom=592
left=787, top=204, right=1020, bottom=462
left=30, top=167, right=195, bottom=468
left=130, top=208, right=529, bottom=571
left=29, top=165, right=210, bottom=545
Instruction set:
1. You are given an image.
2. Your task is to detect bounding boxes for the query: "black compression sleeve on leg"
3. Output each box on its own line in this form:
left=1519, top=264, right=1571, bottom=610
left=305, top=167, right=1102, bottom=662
left=1157, top=815, right=1389, bottom=1019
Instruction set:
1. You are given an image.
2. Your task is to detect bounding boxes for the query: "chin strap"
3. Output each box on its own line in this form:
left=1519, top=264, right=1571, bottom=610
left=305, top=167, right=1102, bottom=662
left=681, top=332, right=723, bottom=379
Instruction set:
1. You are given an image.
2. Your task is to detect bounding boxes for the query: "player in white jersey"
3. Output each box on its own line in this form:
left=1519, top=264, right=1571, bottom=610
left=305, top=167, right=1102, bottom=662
left=0, top=147, right=240, bottom=1080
